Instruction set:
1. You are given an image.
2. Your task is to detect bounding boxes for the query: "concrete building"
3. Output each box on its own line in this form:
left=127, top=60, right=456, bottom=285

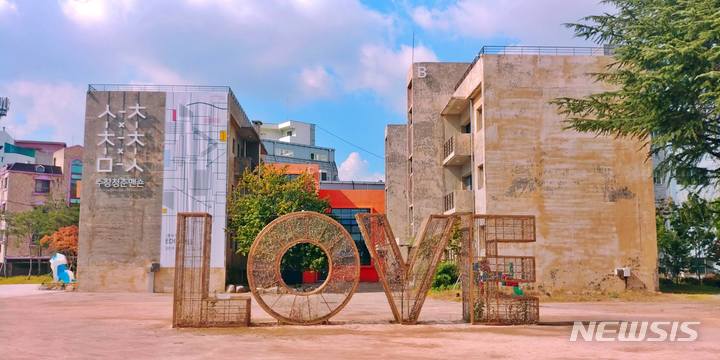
left=78, top=85, right=262, bottom=293
left=0, top=128, right=69, bottom=167
left=258, top=120, right=315, bottom=145
left=52, top=145, right=84, bottom=205
left=386, top=46, right=658, bottom=293
left=0, top=163, right=65, bottom=275
left=256, top=120, right=339, bottom=181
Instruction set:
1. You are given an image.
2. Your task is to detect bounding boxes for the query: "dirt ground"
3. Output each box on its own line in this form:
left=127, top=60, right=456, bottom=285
left=0, top=284, right=718, bottom=360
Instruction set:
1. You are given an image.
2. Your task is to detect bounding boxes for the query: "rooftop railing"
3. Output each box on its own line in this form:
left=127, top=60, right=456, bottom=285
left=479, top=45, right=612, bottom=56
left=454, top=45, right=614, bottom=91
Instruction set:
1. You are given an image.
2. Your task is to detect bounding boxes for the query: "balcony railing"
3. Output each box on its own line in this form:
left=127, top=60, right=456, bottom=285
left=443, top=136, right=455, bottom=159
left=444, top=192, right=455, bottom=212
left=444, top=190, right=474, bottom=214
left=443, top=134, right=471, bottom=166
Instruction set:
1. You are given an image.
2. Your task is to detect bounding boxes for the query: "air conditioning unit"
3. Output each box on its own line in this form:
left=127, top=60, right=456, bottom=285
left=615, top=267, right=631, bottom=278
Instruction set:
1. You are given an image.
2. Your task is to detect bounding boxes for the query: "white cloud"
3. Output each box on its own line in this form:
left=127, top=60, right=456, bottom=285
left=338, top=152, right=384, bottom=182
left=58, top=0, right=135, bottom=25
left=345, top=43, right=437, bottom=111
left=0, top=0, right=17, bottom=14
left=298, top=66, right=333, bottom=98
left=125, top=57, right=190, bottom=85
left=0, top=81, right=86, bottom=145
left=412, top=0, right=611, bottom=45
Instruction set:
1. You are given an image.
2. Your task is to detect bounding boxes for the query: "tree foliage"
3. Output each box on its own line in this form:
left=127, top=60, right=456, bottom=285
left=5, top=200, right=79, bottom=250
left=39, top=225, right=79, bottom=257
left=227, top=164, right=329, bottom=256
left=656, top=195, right=719, bottom=282
left=553, top=0, right=720, bottom=188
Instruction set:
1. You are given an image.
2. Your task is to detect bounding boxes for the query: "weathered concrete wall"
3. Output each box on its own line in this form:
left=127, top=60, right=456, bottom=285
left=408, top=62, right=469, bottom=237
left=78, top=91, right=165, bottom=292
left=385, top=124, right=408, bottom=245
left=480, top=55, right=658, bottom=293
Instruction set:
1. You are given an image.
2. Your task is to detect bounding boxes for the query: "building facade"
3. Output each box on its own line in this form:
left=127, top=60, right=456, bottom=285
left=77, top=85, right=262, bottom=293
left=0, top=163, right=65, bottom=275
left=386, top=47, right=658, bottom=293
left=257, top=120, right=339, bottom=181
left=52, top=145, right=84, bottom=205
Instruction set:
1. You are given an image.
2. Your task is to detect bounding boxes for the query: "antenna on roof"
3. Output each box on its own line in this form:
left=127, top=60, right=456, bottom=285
left=0, top=97, right=8, bottom=120
left=411, top=30, right=415, bottom=65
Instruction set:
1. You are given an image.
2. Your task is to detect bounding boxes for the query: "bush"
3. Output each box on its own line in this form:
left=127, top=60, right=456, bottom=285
left=432, top=261, right=459, bottom=289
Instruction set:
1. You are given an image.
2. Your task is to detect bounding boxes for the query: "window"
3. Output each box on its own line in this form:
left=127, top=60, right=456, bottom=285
left=310, top=153, right=315, bottom=160
left=286, top=130, right=293, bottom=137
left=279, top=148, right=294, bottom=157
left=320, top=171, right=328, bottom=181
left=477, top=165, right=484, bottom=190
left=34, top=165, right=45, bottom=173
left=331, top=208, right=372, bottom=265
left=462, top=122, right=471, bottom=134
left=315, top=153, right=328, bottom=161
left=476, top=106, right=483, bottom=131
left=462, top=174, right=473, bottom=190
left=232, top=139, right=236, bottom=154
left=70, top=160, right=82, bottom=202
left=34, top=179, right=50, bottom=193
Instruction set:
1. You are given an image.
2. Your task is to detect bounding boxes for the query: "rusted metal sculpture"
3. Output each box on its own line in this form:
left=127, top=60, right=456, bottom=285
left=462, top=215, right=539, bottom=325
left=356, top=214, right=456, bottom=324
left=173, top=212, right=251, bottom=327
left=247, top=211, right=360, bottom=325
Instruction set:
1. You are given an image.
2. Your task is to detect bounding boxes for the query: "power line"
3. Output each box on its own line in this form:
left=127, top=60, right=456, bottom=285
left=315, top=125, right=383, bottom=160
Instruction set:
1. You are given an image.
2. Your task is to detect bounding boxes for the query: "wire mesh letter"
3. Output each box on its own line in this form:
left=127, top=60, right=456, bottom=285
left=356, top=214, right=456, bottom=324
left=247, top=211, right=360, bottom=325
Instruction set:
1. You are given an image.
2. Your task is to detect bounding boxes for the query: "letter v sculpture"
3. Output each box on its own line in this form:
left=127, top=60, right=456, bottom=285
left=356, top=213, right=457, bottom=324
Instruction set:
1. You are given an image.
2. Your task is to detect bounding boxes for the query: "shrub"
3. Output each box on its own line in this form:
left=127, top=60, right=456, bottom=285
left=432, top=261, right=459, bottom=289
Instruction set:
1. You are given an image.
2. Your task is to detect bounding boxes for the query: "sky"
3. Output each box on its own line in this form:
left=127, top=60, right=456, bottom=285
left=0, top=0, right=609, bottom=181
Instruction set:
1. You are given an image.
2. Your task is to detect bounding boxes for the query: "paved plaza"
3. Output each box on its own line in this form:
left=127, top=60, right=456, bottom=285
left=1, top=285, right=718, bottom=359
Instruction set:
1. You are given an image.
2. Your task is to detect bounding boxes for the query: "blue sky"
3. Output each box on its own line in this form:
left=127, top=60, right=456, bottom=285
left=0, top=0, right=606, bottom=180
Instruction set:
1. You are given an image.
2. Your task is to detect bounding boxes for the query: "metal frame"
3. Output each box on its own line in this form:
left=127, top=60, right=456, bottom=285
left=247, top=211, right=360, bottom=325
left=172, top=212, right=250, bottom=328
left=464, top=215, right=539, bottom=325
left=356, top=213, right=456, bottom=324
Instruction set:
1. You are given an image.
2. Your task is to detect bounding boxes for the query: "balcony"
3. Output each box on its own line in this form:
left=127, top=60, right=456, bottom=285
left=442, top=133, right=471, bottom=166
left=233, top=157, right=252, bottom=176
left=443, top=190, right=474, bottom=214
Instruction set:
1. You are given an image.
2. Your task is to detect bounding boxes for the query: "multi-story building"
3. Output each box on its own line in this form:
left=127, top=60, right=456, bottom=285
left=52, top=145, right=84, bottom=205
left=256, top=120, right=339, bottom=181
left=78, top=84, right=263, bottom=292
left=0, top=127, right=69, bottom=167
left=386, top=46, right=658, bottom=293
left=0, top=163, right=65, bottom=275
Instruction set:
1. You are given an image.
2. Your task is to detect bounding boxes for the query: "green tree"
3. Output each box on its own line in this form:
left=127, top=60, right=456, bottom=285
left=227, top=164, right=329, bottom=256
left=552, top=0, right=720, bottom=189
left=656, top=195, right=719, bottom=283
left=656, top=202, right=691, bottom=281
left=5, top=200, right=79, bottom=276
left=675, top=194, right=717, bottom=283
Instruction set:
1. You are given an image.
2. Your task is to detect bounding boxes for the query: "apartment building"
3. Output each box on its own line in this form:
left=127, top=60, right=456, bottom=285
left=386, top=46, right=657, bottom=293
left=256, top=120, right=339, bottom=181
left=0, top=163, right=65, bottom=275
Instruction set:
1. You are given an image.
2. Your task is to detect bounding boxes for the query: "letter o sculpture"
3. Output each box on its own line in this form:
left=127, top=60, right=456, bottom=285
left=247, top=212, right=360, bottom=324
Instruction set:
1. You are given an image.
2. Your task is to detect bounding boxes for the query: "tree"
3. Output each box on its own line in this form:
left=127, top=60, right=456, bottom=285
left=553, top=0, right=720, bottom=189
left=39, top=225, right=79, bottom=258
left=675, top=194, right=717, bottom=283
left=5, top=200, right=79, bottom=276
left=227, top=164, right=329, bottom=256
left=656, top=195, right=719, bottom=282
left=6, top=200, right=79, bottom=248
